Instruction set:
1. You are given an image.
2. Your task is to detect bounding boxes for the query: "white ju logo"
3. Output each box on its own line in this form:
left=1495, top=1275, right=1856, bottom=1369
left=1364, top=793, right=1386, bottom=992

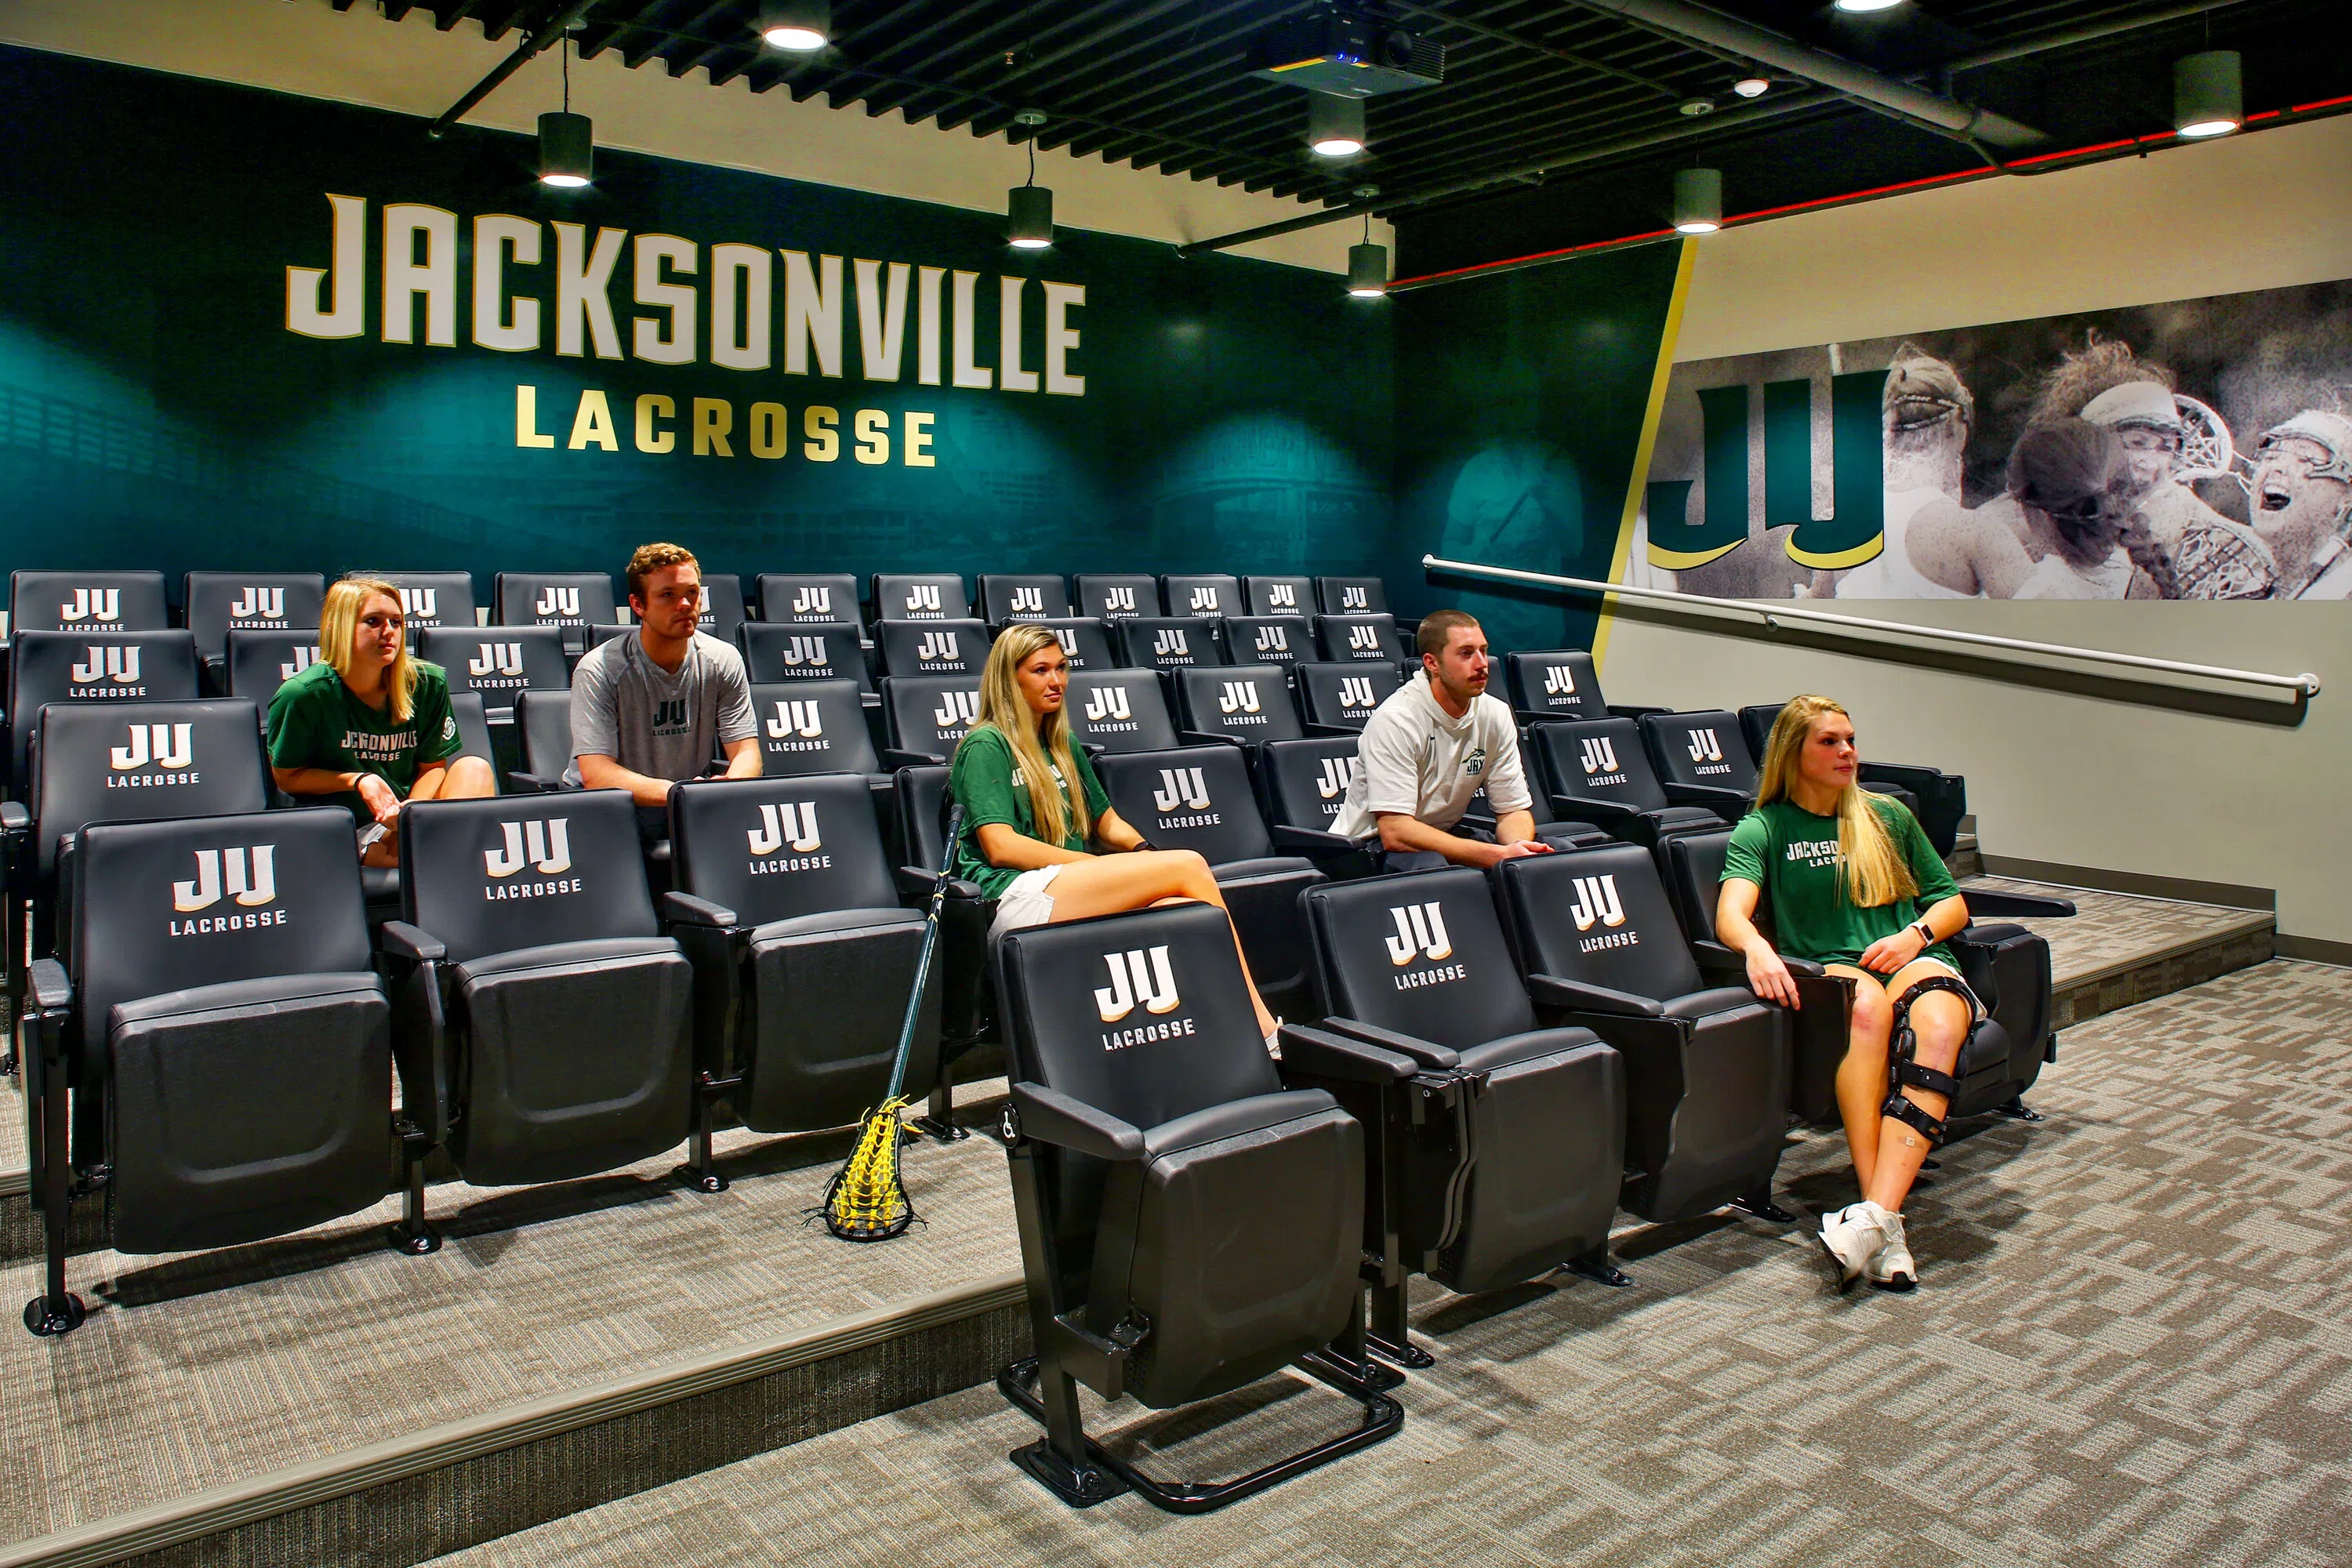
left=749, top=802, right=822, bottom=856
left=468, top=643, right=525, bottom=677
left=1580, top=735, right=1620, bottom=775
left=485, top=818, right=572, bottom=878
left=60, top=587, right=121, bottom=623
left=1686, top=728, right=1723, bottom=764
left=933, top=689, right=980, bottom=729
left=1342, top=585, right=1370, bottom=609
left=1153, top=767, right=1210, bottom=813
left=915, top=630, right=960, bottom=663
left=1187, top=586, right=1220, bottom=613
left=789, top=585, right=833, bottom=617
left=1386, top=902, right=1454, bottom=967
left=905, top=584, right=942, bottom=613
left=1083, top=685, right=1131, bottom=723
left=72, top=645, right=140, bottom=684
left=1338, top=676, right=1378, bottom=710
left=1568, top=874, right=1628, bottom=932
left=1103, top=586, right=1137, bottom=613
left=1152, top=627, right=1190, bottom=659
left=1254, top=623, right=1290, bottom=655
left=280, top=644, right=324, bottom=681
left=1218, top=681, right=1261, bottom=715
left=400, top=587, right=438, bottom=620
left=1094, top=946, right=1179, bottom=1022
left=533, top=586, right=581, bottom=618
left=173, top=845, right=278, bottom=912
left=767, top=699, right=823, bottom=739
left=1051, top=627, right=1078, bottom=657
left=227, top=586, right=285, bottom=619
left=1316, top=757, right=1352, bottom=799
left=781, top=634, right=829, bottom=668
left=1010, top=586, right=1045, bottom=614
left=112, top=723, right=194, bottom=771
left=1544, top=663, right=1578, bottom=696
left=1346, top=624, right=1382, bottom=653
left=1268, top=583, right=1298, bottom=608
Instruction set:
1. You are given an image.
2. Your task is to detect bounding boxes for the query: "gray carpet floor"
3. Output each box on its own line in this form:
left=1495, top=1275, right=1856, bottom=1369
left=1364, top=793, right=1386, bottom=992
left=424, top=959, right=2352, bottom=1568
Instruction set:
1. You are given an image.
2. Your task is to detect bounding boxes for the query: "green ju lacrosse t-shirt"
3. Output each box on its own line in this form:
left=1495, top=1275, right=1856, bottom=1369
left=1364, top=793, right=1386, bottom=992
left=948, top=724, right=1110, bottom=900
left=266, top=660, right=465, bottom=821
left=1719, top=795, right=1962, bottom=970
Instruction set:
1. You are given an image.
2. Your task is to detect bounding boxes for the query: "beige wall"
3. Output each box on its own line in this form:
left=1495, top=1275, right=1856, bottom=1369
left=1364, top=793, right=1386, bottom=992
left=1605, top=115, right=2352, bottom=946
left=0, top=0, right=1386, bottom=274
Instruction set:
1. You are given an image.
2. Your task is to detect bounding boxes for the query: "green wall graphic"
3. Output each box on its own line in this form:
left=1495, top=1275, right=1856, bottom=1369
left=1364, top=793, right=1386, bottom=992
left=0, top=47, right=1392, bottom=597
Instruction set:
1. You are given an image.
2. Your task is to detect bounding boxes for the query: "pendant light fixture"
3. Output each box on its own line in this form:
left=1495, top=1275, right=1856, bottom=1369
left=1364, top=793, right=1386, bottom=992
left=2173, top=49, right=2242, bottom=138
left=1308, top=92, right=1368, bottom=158
left=538, top=33, right=591, bottom=188
left=1007, top=111, right=1054, bottom=249
left=1347, top=214, right=1388, bottom=298
left=1672, top=167, right=1722, bottom=234
left=757, top=0, right=830, bottom=53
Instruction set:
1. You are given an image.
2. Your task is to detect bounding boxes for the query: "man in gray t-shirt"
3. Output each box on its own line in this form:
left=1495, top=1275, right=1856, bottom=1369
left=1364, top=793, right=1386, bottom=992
left=566, top=544, right=760, bottom=807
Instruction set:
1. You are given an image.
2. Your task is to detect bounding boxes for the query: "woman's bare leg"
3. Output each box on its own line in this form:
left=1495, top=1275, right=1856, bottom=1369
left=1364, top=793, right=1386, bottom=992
left=1825, top=964, right=1892, bottom=1196
left=370, top=757, right=497, bottom=866
left=1860, top=960, right=1973, bottom=1214
left=1042, top=850, right=1280, bottom=1036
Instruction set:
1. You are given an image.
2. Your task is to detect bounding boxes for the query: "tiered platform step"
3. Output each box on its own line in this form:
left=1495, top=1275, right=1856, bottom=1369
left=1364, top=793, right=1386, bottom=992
left=0, top=875, right=2278, bottom=1566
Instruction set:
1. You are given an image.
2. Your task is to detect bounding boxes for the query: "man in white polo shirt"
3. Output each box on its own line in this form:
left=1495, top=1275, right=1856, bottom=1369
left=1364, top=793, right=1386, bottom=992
left=1330, top=608, right=1554, bottom=868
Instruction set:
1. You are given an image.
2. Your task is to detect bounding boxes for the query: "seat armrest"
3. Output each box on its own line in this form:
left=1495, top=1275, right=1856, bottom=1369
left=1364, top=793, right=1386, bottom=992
left=27, top=956, right=72, bottom=1014
left=1010, top=1082, right=1146, bottom=1160
left=1783, top=956, right=1826, bottom=978
left=1661, top=782, right=1751, bottom=814
left=882, top=746, right=946, bottom=770
left=1269, top=824, right=1360, bottom=856
left=1551, top=793, right=1637, bottom=824
left=1276, top=1022, right=1418, bottom=1083
left=1606, top=703, right=1673, bottom=720
left=1523, top=973, right=1664, bottom=1018
left=1177, top=730, right=1246, bottom=750
left=661, top=891, right=740, bottom=929
left=1317, top=1016, right=1461, bottom=1071
left=378, top=920, right=447, bottom=964
left=506, top=770, right=572, bottom=794
left=1302, top=721, right=1360, bottom=739
left=896, top=866, right=985, bottom=902
left=1962, top=888, right=2076, bottom=919
left=1690, top=938, right=1744, bottom=972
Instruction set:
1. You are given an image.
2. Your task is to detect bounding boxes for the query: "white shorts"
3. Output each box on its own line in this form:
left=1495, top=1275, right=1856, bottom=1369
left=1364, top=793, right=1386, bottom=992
left=989, top=865, right=1064, bottom=942
left=1907, top=958, right=1987, bottom=1024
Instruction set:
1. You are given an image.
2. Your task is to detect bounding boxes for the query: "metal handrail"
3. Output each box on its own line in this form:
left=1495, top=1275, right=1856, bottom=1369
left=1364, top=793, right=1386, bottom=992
left=1421, top=554, right=2324, bottom=699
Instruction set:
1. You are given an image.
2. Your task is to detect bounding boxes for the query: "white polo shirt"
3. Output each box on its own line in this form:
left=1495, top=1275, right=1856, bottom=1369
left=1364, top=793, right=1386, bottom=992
left=1330, top=671, right=1532, bottom=840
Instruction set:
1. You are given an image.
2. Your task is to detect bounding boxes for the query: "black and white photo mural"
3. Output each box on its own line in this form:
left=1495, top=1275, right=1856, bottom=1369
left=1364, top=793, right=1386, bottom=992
left=1628, top=278, right=2352, bottom=601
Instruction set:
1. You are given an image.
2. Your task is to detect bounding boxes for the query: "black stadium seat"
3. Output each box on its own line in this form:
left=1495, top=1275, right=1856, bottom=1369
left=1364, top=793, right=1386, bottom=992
left=744, top=678, right=882, bottom=778
left=448, top=692, right=497, bottom=785
left=1294, top=661, right=1397, bottom=731
left=1029, top=617, right=1116, bottom=670
left=1636, top=709, right=1757, bottom=820
left=662, top=773, right=943, bottom=1189
left=1504, top=650, right=1608, bottom=723
left=692, top=573, right=746, bottom=642
left=223, top=628, right=328, bottom=706
left=1314, top=612, right=1409, bottom=666
left=1116, top=617, right=1225, bottom=672
left=510, top=688, right=574, bottom=792
left=354, top=571, right=476, bottom=633
left=181, top=572, right=325, bottom=674
left=5, top=629, right=201, bottom=793
left=1530, top=717, right=1723, bottom=848
left=876, top=617, right=988, bottom=679
left=873, top=572, right=968, bottom=622
left=880, top=674, right=982, bottom=767
left=1173, top=663, right=1305, bottom=750
left=1074, top=572, right=1160, bottom=622
left=495, top=571, right=617, bottom=632
left=1063, top=670, right=1179, bottom=753
left=993, top=901, right=1392, bottom=1510
left=418, top=625, right=569, bottom=720
left=978, top=573, right=1070, bottom=624
left=18, top=807, right=394, bottom=1337
left=1093, top=744, right=1326, bottom=1019
left=8, top=569, right=169, bottom=637
left=1297, top=868, right=1630, bottom=1356
left=739, top=621, right=873, bottom=699
left=1258, top=735, right=1364, bottom=858
left=1162, top=573, right=1240, bottom=619
left=1736, top=701, right=1969, bottom=858
left=382, top=791, right=695, bottom=1236
left=1458, top=781, right=1612, bottom=851
left=1223, top=615, right=1312, bottom=667
left=1243, top=575, right=1316, bottom=616
left=757, top=572, right=861, bottom=626
left=1315, top=576, right=1386, bottom=615
left=1494, top=843, right=1792, bottom=1225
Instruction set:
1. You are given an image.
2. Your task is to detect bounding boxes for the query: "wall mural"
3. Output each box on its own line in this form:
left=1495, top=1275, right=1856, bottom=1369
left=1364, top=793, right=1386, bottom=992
left=0, top=47, right=1392, bottom=597
left=1631, top=277, right=2352, bottom=601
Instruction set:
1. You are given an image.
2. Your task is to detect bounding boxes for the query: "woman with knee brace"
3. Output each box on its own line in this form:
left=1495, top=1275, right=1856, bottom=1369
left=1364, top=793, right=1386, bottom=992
left=1715, top=695, right=1976, bottom=1291
left=949, top=623, right=1284, bottom=1054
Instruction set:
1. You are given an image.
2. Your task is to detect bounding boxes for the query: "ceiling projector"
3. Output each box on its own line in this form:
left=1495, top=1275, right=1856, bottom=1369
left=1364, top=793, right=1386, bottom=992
left=1247, top=9, right=1446, bottom=96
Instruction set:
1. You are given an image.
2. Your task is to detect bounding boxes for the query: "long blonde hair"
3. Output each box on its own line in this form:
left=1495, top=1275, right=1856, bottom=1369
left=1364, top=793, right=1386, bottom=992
left=970, top=624, right=1091, bottom=846
left=1755, top=695, right=1915, bottom=908
left=321, top=576, right=419, bottom=724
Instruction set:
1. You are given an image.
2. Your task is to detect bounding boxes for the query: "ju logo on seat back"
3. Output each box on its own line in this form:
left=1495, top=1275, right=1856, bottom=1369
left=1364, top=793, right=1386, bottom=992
left=1094, top=946, right=1179, bottom=1022
left=749, top=801, right=822, bottom=856
left=59, top=587, right=120, bottom=624
left=227, top=586, right=285, bottom=621
left=1567, top=874, right=1626, bottom=932
left=1152, top=767, right=1210, bottom=814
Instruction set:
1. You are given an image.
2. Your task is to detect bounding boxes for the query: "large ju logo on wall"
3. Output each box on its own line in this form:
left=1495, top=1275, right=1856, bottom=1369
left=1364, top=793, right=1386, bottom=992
left=0, top=46, right=1391, bottom=586
left=1628, top=277, right=2352, bottom=602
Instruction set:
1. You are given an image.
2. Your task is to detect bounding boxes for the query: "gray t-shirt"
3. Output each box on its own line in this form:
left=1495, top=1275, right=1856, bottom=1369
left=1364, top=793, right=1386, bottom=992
left=564, top=630, right=757, bottom=786
left=1329, top=671, right=1532, bottom=840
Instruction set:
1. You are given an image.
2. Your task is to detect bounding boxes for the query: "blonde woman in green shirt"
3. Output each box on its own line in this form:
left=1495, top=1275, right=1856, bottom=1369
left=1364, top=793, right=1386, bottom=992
left=949, top=623, right=1283, bottom=1053
left=1718, top=695, right=1975, bottom=1293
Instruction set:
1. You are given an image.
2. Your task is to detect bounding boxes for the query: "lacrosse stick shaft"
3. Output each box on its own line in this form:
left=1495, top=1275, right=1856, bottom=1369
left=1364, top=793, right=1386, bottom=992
left=884, top=804, right=964, bottom=1105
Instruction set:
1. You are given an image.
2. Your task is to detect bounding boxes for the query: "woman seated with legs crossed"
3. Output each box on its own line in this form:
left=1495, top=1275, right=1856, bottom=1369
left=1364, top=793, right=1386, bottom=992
left=1715, top=695, right=1976, bottom=1293
left=949, top=623, right=1285, bottom=1055
left=267, top=575, right=495, bottom=865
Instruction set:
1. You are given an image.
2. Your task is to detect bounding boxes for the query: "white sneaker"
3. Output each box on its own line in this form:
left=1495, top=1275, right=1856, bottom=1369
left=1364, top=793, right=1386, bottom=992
left=1817, top=1202, right=1886, bottom=1292
left=1866, top=1207, right=1918, bottom=1292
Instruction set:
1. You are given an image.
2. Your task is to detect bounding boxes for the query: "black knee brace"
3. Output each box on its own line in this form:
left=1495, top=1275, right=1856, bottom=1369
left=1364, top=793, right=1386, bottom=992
left=1883, top=975, right=1973, bottom=1146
